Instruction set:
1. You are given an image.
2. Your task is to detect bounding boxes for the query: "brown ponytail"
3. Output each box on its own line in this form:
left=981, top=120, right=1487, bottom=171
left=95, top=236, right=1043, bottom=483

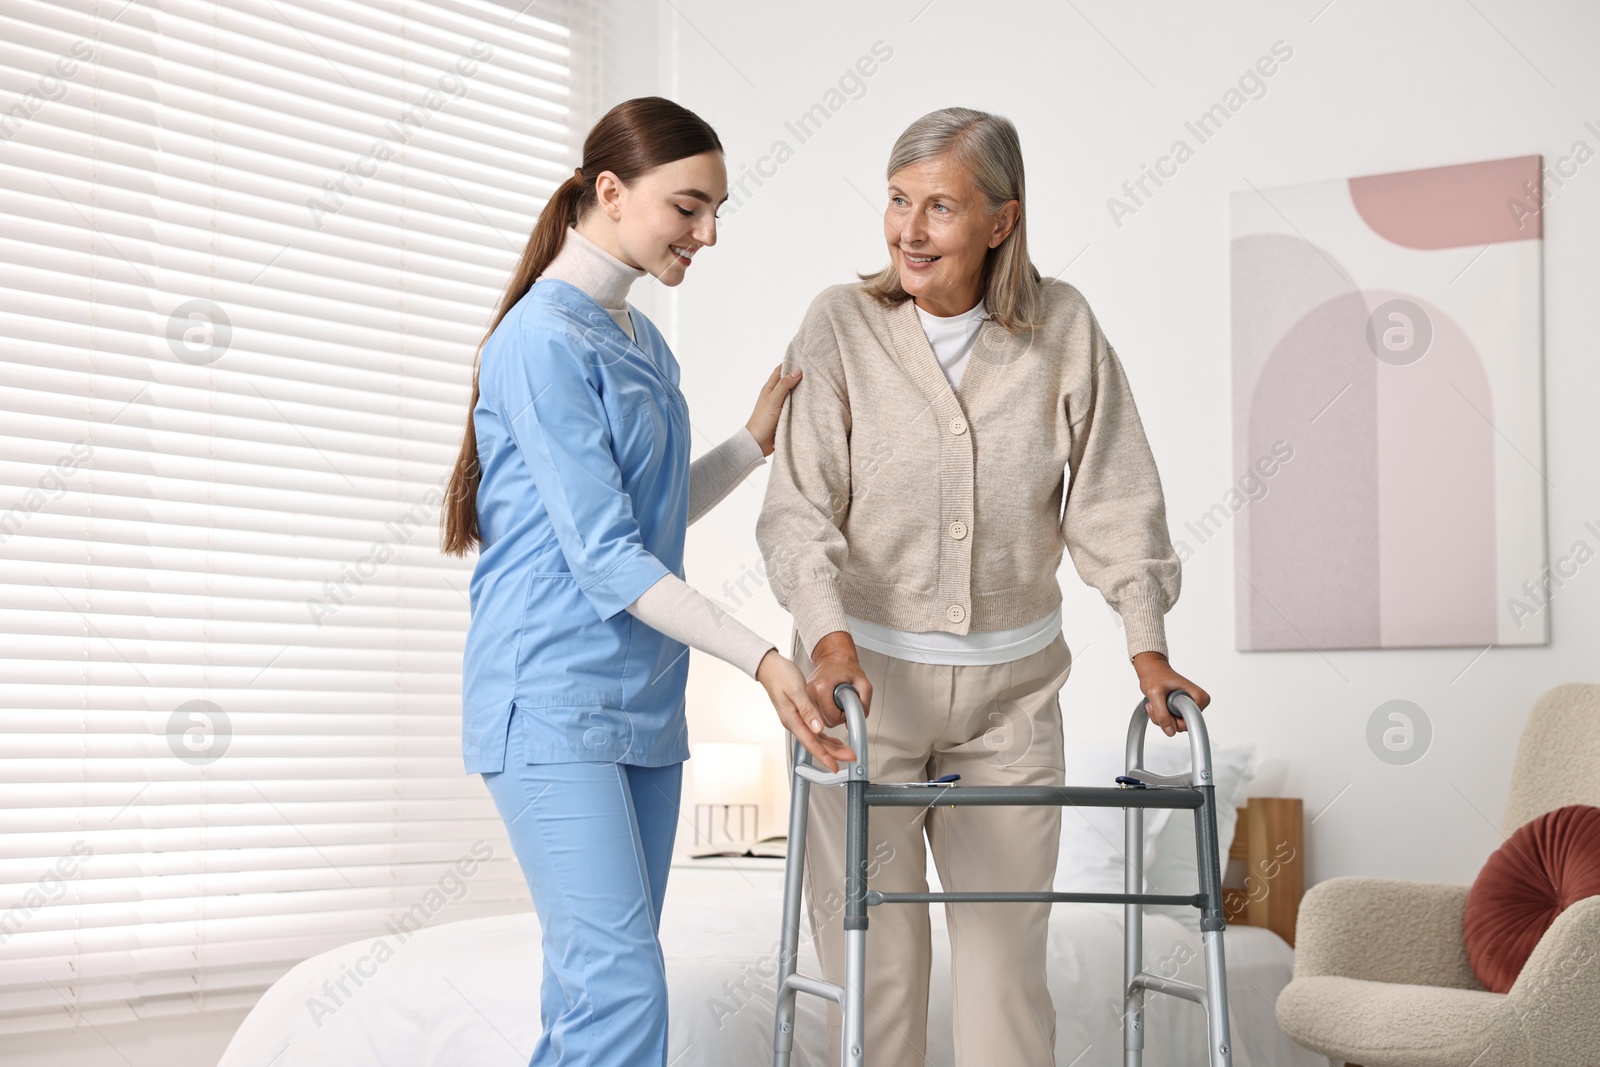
left=441, top=97, right=723, bottom=557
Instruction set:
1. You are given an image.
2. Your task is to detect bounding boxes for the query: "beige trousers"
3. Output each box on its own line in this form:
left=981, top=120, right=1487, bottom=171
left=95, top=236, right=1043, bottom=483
left=790, top=629, right=1073, bottom=1067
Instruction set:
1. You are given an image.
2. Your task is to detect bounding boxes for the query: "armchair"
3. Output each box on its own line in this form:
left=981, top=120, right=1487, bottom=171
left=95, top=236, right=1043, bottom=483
left=1275, top=683, right=1600, bottom=1067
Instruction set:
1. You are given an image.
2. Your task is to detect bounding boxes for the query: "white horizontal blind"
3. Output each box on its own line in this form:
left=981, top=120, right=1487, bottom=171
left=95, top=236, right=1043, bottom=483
left=0, top=0, right=594, bottom=1034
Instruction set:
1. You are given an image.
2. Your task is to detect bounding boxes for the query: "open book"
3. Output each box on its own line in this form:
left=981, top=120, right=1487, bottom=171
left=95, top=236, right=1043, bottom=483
left=687, top=834, right=787, bottom=860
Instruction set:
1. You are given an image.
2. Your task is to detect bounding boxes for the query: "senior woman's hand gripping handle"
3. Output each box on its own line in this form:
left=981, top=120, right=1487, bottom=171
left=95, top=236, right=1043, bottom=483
left=801, top=631, right=873, bottom=729
left=1133, top=651, right=1211, bottom=736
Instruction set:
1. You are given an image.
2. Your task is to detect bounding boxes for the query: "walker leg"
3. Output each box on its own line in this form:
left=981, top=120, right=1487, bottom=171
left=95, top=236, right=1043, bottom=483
left=772, top=738, right=810, bottom=1067
left=1123, top=804, right=1145, bottom=1067
left=841, top=774, right=868, bottom=1067
left=1195, top=786, right=1233, bottom=1067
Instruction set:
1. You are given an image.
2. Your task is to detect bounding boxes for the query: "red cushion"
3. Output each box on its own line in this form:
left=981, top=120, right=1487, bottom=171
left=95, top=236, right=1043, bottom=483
left=1463, top=804, right=1600, bottom=994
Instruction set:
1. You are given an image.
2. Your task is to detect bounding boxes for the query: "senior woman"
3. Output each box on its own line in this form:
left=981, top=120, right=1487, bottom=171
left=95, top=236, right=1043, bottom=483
left=755, top=107, right=1211, bottom=1067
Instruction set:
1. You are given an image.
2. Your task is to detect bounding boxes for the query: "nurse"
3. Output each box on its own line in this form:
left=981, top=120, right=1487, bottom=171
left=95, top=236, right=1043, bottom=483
left=440, top=96, right=855, bottom=1066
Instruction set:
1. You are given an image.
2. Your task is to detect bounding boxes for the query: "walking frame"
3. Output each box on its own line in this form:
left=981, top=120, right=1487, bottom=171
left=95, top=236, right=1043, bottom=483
left=772, top=685, right=1233, bottom=1067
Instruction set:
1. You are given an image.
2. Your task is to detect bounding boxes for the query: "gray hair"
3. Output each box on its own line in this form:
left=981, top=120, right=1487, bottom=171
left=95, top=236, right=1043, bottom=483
left=858, top=107, right=1041, bottom=331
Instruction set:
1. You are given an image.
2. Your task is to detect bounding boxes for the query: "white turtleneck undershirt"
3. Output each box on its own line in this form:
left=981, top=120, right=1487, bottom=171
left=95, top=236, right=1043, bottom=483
left=538, top=225, right=777, bottom=679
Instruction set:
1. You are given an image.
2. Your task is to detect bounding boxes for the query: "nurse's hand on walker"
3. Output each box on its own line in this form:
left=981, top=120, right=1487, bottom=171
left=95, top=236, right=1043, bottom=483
left=1133, top=651, right=1211, bottom=738
left=744, top=364, right=803, bottom=457
left=757, top=649, right=857, bottom=773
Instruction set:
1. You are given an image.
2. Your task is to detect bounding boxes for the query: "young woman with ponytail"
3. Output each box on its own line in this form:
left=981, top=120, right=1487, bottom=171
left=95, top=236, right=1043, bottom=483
left=441, top=97, right=854, bottom=1065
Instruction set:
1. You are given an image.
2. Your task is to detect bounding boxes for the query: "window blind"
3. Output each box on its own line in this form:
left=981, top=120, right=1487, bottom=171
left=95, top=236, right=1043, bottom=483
left=0, top=0, right=596, bottom=1034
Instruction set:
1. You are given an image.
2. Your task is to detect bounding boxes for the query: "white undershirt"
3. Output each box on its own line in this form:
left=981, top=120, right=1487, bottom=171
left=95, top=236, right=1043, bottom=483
left=915, top=297, right=987, bottom=390
left=847, top=605, right=1064, bottom=666
left=843, top=296, right=1061, bottom=666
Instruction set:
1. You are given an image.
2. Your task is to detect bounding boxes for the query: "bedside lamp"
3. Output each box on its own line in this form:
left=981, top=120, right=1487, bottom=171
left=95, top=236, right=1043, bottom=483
left=691, top=742, right=762, bottom=849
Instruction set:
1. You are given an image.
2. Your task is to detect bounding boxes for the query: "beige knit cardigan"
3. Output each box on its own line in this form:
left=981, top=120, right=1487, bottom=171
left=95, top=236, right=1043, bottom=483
left=755, top=277, right=1181, bottom=662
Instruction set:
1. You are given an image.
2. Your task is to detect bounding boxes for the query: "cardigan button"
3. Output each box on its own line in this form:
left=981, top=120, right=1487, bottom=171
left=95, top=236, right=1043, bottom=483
left=949, top=520, right=967, bottom=540
left=946, top=604, right=966, bottom=623
left=949, top=415, right=968, bottom=435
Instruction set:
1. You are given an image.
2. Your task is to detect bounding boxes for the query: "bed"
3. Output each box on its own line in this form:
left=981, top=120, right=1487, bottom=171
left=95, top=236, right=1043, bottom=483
left=219, top=745, right=1332, bottom=1067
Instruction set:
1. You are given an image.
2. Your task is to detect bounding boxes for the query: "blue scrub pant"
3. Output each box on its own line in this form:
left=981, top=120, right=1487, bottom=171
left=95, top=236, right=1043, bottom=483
left=481, top=711, right=683, bottom=1067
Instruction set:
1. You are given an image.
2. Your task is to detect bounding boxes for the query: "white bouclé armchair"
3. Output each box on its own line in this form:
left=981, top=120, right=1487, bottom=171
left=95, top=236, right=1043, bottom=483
left=1274, top=683, right=1600, bottom=1067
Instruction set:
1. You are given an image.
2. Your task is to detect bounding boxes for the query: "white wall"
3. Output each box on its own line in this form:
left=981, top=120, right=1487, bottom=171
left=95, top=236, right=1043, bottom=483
left=657, top=0, right=1600, bottom=887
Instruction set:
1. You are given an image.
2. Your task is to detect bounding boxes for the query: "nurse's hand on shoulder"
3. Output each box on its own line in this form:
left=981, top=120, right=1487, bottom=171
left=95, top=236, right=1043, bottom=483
left=745, top=364, right=803, bottom=458
left=1132, top=650, right=1211, bottom=738
left=756, top=649, right=857, bottom=773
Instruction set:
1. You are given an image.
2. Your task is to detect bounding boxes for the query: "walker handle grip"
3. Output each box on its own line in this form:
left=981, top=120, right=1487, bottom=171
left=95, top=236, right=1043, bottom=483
left=831, top=683, right=870, bottom=780
left=793, top=683, right=872, bottom=786
left=1126, top=689, right=1215, bottom=788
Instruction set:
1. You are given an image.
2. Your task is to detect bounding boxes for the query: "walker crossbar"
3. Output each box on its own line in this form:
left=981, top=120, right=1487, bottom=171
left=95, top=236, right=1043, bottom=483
left=771, top=685, right=1234, bottom=1067
left=866, top=890, right=1204, bottom=906
left=864, top=783, right=1206, bottom=808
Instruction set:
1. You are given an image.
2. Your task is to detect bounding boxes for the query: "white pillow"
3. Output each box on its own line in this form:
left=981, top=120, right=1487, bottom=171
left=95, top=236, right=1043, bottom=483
left=925, top=745, right=1168, bottom=895
left=1139, top=740, right=1259, bottom=929
left=928, top=742, right=1164, bottom=902
left=934, top=739, right=1256, bottom=914
left=1053, top=745, right=1174, bottom=896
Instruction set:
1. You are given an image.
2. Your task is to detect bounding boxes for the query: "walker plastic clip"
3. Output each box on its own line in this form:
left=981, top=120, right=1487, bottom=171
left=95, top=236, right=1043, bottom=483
left=881, top=773, right=961, bottom=788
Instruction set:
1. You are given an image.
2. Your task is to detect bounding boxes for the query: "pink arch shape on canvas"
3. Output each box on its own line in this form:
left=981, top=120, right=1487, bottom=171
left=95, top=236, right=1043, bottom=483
left=1245, top=289, right=1497, bottom=649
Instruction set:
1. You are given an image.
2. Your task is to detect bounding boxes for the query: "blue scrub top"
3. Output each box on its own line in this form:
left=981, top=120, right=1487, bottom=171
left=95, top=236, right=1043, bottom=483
left=461, top=278, right=692, bottom=773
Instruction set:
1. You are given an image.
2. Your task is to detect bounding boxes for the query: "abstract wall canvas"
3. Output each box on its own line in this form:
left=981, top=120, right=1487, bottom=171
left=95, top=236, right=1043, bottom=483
left=1231, top=155, right=1547, bottom=651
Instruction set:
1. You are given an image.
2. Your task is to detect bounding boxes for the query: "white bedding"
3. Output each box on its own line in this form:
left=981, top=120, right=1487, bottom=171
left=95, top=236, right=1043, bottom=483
left=220, top=865, right=1332, bottom=1067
